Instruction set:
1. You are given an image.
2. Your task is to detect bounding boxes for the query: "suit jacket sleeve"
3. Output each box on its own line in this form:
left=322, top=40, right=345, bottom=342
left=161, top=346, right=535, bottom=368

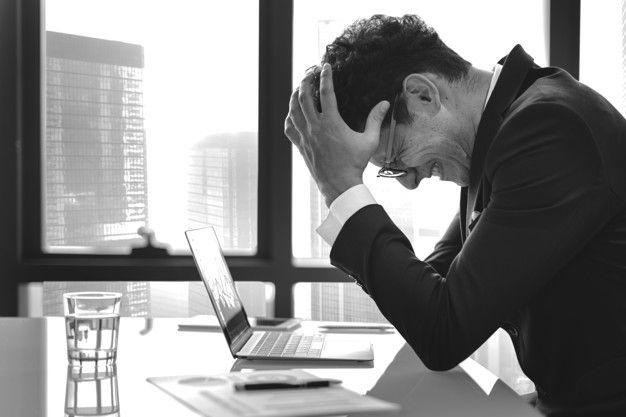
left=330, top=102, right=614, bottom=371
left=423, top=212, right=462, bottom=277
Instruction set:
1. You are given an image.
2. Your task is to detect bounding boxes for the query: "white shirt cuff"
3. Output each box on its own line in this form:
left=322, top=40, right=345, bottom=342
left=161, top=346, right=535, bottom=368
left=316, top=184, right=377, bottom=246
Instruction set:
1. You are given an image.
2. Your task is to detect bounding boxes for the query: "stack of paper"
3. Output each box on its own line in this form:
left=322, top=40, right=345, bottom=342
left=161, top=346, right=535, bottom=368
left=148, top=369, right=399, bottom=417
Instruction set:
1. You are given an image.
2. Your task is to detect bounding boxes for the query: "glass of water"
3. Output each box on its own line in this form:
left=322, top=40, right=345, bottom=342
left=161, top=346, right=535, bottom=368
left=64, top=292, right=122, bottom=367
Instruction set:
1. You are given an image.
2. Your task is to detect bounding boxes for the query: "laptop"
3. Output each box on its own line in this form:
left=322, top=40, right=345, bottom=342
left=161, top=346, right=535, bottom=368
left=185, top=227, right=374, bottom=361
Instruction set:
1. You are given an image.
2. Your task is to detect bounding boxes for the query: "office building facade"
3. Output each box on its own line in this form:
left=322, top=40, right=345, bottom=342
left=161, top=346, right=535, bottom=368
left=186, top=132, right=257, bottom=251
left=45, top=31, right=148, bottom=252
left=310, top=282, right=388, bottom=323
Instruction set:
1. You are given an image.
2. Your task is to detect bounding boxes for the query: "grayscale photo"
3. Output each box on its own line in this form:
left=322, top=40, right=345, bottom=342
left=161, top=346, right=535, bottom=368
left=0, top=1, right=624, bottom=417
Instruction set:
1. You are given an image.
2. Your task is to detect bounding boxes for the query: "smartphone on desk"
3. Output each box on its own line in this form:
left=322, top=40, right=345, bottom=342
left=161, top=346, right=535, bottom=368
left=178, top=315, right=301, bottom=332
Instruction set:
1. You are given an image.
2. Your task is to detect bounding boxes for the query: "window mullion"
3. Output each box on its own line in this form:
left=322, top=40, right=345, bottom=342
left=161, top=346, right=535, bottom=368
left=549, top=0, right=580, bottom=79
left=258, top=0, right=294, bottom=317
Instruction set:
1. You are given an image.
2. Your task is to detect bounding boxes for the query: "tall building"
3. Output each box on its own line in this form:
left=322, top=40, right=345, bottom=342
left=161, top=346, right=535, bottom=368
left=187, top=132, right=257, bottom=251
left=125, top=281, right=150, bottom=317
left=310, top=282, right=388, bottom=323
left=45, top=31, right=148, bottom=251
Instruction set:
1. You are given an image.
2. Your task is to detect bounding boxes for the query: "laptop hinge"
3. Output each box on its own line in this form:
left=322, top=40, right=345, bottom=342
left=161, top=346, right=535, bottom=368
left=230, top=327, right=254, bottom=355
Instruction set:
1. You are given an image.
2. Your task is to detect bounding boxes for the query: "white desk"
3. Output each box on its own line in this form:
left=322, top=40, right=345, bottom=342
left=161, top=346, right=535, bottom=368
left=0, top=317, right=541, bottom=416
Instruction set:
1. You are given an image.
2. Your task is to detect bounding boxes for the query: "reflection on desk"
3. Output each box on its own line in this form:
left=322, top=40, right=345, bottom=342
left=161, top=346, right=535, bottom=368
left=65, top=365, right=119, bottom=417
left=362, top=344, right=539, bottom=417
left=230, top=358, right=374, bottom=372
left=0, top=318, right=540, bottom=417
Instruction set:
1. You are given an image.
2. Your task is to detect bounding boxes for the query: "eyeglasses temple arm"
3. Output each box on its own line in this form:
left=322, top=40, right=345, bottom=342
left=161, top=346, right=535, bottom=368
left=383, top=95, right=398, bottom=164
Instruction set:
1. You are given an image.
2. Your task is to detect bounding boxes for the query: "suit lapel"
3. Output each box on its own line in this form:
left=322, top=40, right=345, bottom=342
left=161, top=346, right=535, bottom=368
left=461, top=45, right=535, bottom=240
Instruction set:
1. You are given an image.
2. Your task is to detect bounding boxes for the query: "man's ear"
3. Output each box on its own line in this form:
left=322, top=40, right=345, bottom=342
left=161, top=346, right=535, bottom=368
left=402, top=73, right=441, bottom=116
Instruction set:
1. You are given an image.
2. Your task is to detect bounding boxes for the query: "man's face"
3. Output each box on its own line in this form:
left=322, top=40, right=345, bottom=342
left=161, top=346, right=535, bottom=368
left=371, top=108, right=471, bottom=189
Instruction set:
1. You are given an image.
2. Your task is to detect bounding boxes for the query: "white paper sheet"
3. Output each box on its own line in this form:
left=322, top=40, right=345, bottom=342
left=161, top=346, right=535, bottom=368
left=148, top=370, right=400, bottom=417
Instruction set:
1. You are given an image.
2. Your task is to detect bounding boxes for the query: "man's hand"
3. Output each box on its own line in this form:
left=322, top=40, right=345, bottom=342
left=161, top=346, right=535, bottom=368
left=284, top=63, right=389, bottom=207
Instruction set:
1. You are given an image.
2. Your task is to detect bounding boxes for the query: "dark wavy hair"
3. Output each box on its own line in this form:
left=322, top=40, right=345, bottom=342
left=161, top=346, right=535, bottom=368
left=312, top=15, right=471, bottom=132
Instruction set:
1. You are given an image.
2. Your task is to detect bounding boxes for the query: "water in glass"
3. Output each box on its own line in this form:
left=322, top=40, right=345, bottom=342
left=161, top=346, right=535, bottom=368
left=64, top=292, right=122, bottom=366
left=66, top=314, right=120, bottom=365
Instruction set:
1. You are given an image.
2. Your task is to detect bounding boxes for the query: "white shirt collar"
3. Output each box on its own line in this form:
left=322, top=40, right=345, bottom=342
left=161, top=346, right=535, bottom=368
left=483, top=63, right=503, bottom=111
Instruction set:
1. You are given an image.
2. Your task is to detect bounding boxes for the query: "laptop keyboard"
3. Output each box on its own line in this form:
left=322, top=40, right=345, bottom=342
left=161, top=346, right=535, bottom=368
left=247, top=332, right=325, bottom=358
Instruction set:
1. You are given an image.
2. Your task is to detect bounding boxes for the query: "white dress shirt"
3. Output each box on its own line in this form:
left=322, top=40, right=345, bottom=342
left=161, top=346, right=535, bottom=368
left=316, top=64, right=503, bottom=246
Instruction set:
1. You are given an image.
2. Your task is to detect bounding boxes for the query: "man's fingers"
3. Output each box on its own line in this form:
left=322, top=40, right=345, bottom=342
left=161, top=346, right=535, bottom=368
left=285, top=115, right=317, bottom=177
left=284, top=116, right=297, bottom=142
left=363, top=100, right=390, bottom=139
left=288, top=88, right=307, bottom=135
left=299, top=71, right=319, bottom=125
left=319, top=63, right=338, bottom=115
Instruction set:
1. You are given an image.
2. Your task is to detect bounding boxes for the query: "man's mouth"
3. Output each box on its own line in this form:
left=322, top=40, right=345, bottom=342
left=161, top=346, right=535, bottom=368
left=430, top=161, right=442, bottom=178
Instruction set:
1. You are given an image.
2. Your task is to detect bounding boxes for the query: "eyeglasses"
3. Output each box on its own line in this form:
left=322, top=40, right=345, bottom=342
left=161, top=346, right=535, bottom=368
left=377, top=94, right=407, bottom=178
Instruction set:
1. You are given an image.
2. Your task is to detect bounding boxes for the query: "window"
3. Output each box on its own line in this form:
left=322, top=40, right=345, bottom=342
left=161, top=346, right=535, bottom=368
left=292, top=0, right=548, bottom=263
left=7, top=0, right=575, bottom=320
left=44, top=0, right=259, bottom=255
left=580, top=0, right=626, bottom=115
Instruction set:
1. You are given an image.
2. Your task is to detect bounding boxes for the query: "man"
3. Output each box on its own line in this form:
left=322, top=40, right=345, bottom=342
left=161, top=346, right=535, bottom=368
left=284, top=15, right=626, bottom=417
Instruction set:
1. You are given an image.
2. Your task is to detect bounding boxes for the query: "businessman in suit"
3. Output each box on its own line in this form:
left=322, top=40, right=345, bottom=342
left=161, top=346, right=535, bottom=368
left=284, top=15, right=626, bottom=416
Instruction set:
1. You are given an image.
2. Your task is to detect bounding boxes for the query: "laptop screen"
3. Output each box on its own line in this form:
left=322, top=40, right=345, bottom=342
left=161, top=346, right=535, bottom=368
left=185, top=227, right=252, bottom=352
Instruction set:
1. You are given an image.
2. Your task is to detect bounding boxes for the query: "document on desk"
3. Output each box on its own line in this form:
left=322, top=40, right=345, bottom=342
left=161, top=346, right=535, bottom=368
left=148, top=369, right=400, bottom=417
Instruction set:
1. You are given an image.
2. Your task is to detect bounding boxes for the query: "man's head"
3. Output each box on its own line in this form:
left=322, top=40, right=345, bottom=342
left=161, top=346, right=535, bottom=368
left=312, top=14, right=484, bottom=188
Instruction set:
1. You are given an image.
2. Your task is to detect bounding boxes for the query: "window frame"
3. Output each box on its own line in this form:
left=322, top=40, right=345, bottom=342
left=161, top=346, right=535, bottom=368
left=0, top=0, right=580, bottom=317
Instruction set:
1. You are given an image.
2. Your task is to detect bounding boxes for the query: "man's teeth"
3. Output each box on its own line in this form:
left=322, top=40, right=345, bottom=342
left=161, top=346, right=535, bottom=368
left=430, top=162, right=441, bottom=177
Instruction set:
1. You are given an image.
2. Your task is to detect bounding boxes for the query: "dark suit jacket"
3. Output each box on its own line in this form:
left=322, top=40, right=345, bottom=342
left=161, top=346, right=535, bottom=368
left=331, top=45, right=626, bottom=416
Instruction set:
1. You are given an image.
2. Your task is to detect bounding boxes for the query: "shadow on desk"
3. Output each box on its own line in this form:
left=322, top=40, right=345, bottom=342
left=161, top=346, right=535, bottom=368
left=353, top=344, right=541, bottom=417
left=229, top=358, right=374, bottom=372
